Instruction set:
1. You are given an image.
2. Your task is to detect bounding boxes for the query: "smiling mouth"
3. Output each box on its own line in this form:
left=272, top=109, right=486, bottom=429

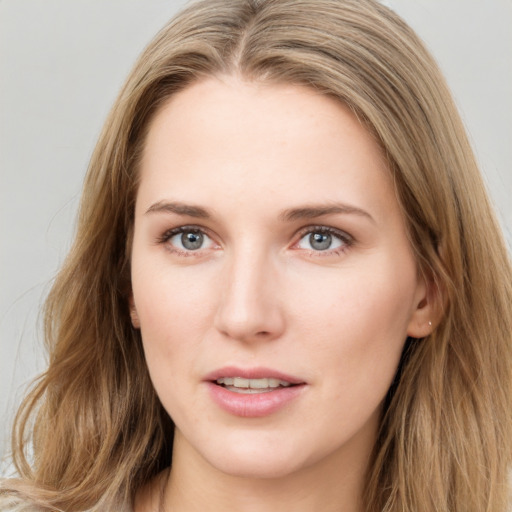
left=215, top=377, right=295, bottom=394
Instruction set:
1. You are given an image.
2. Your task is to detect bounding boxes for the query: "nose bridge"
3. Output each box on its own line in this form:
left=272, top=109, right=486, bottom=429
left=214, top=242, right=284, bottom=342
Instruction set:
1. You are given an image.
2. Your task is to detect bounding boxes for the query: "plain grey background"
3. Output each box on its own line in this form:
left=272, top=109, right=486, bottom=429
left=1, top=0, right=511, bottom=467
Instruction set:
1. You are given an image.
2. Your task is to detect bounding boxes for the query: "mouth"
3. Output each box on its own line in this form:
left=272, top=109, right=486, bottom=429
left=214, top=377, right=296, bottom=394
left=205, top=368, right=306, bottom=417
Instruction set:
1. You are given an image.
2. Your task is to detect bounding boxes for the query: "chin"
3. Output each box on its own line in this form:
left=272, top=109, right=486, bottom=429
left=198, top=432, right=323, bottom=480
left=209, top=451, right=304, bottom=480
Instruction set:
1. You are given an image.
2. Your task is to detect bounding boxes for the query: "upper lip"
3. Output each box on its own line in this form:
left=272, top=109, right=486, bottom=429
left=204, top=366, right=305, bottom=385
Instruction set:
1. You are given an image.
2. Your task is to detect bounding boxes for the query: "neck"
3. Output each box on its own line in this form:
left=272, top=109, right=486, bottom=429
left=158, top=428, right=374, bottom=512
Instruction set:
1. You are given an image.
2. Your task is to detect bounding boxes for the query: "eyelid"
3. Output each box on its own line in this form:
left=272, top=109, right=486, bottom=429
left=156, top=223, right=353, bottom=256
left=291, top=225, right=354, bottom=253
left=156, top=224, right=221, bottom=252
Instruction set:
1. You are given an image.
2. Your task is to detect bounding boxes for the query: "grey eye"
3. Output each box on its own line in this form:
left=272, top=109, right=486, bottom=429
left=309, top=232, right=332, bottom=251
left=296, top=230, right=345, bottom=252
left=181, top=231, right=204, bottom=250
left=169, top=229, right=213, bottom=251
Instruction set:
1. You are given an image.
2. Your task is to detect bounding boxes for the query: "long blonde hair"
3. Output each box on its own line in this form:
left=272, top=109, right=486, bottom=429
left=2, top=0, right=511, bottom=510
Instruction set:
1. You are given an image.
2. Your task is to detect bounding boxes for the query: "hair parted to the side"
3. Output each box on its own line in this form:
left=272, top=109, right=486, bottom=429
left=2, top=0, right=511, bottom=510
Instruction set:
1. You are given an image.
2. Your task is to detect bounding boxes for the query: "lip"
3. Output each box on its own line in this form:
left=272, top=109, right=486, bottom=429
left=203, top=366, right=305, bottom=385
left=204, top=366, right=307, bottom=418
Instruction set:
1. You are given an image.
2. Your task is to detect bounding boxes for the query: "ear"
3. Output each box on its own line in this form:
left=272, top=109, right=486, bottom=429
left=406, top=274, right=443, bottom=338
left=128, top=293, right=141, bottom=329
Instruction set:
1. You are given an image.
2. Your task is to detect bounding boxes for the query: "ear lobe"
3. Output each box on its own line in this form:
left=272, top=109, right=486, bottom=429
left=129, top=294, right=141, bottom=329
left=406, top=276, right=443, bottom=338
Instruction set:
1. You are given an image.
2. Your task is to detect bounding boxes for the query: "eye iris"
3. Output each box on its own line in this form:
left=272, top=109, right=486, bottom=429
left=181, top=231, right=203, bottom=250
left=309, top=232, right=332, bottom=250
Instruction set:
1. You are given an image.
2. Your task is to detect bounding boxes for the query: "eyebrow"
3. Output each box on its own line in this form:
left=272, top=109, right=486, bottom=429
left=145, top=200, right=374, bottom=223
left=145, top=201, right=211, bottom=218
left=280, top=204, right=375, bottom=223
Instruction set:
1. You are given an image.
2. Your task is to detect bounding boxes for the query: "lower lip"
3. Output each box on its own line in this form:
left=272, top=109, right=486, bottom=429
left=206, top=382, right=306, bottom=418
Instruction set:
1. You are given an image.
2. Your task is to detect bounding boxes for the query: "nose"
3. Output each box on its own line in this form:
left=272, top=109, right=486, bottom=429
left=213, top=247, right=286, bottom=343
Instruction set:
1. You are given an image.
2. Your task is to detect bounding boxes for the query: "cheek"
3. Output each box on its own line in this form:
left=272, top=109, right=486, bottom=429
left=291, top=256, right=417, bottom=383
left=295, top=266, right=415, bottom=336
left=131, top=258, right=217, bottom=370
left=133, top=253, right=212, bottom=324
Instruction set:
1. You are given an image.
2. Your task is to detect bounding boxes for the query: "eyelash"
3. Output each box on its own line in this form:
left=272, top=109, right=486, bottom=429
left=293, top=225, right=354, bottom=256
left=156, top=224, right=354, bottom=257
left=156, top=225, right=217, bottom=257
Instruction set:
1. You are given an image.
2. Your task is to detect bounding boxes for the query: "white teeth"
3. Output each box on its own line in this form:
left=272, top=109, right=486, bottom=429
left=234, top=377, right=249, bottom=388
left=216, top=377, right=292, bottom=389
left=250, top=378, right=280, bottom=389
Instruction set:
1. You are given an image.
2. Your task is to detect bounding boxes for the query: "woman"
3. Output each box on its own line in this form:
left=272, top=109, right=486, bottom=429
left=2, top=0, right=511, bottom=510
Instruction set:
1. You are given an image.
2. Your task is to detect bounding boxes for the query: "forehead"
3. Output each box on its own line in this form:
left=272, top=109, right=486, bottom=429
left=136, top=76, right=394, bottom=219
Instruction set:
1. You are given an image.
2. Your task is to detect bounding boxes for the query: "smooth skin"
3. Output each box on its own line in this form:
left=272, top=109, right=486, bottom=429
left=131, top=76, right=436, bottom=512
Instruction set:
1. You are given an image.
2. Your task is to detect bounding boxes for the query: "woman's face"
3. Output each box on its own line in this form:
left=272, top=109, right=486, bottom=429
left=130, top=77, right=433, bottom=479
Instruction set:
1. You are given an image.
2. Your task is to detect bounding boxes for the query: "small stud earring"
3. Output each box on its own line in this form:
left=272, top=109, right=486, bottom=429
left=428, top=320, right=432, bottom=327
